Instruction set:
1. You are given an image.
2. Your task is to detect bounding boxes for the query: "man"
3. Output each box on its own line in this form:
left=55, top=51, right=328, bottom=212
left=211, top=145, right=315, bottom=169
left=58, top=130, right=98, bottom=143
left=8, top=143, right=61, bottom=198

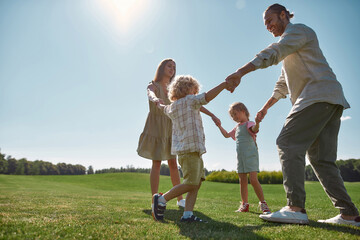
left=225, top=4, right=359, bottom=226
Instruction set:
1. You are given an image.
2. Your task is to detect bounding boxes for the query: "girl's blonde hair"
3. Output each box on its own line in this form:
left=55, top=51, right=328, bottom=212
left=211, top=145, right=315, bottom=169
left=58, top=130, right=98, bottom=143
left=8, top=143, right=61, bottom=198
left=153, top=58, right=176, bottom=83
left=168, top=75, right=200, bottom=101
left=229, top=102, right=250, bottom=120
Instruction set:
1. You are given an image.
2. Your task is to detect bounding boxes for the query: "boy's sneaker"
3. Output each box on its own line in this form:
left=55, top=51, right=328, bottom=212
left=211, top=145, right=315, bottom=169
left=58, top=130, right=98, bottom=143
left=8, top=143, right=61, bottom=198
left=235, top=202, right=249, bottom=212
left=318, top=215, right=360, bottom=227
left=259, top=206, right=309, bottom=225
left=152, top=193, right=166, bottom=221
left=177, top=199, right=186, bottom=208
left=259, top=201, right=271, bottom=214
left=180, top=215, right=207, bottom=223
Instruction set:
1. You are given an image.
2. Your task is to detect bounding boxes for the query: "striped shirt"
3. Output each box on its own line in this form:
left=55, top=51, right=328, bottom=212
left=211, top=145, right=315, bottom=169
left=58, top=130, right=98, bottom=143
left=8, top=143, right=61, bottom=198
left=164, top=93, right=208, bottom=155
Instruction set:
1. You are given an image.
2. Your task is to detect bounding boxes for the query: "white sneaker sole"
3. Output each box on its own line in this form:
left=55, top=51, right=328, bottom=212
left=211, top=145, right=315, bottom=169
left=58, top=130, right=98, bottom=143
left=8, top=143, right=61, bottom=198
left=259, top=215, right=309, bottom=225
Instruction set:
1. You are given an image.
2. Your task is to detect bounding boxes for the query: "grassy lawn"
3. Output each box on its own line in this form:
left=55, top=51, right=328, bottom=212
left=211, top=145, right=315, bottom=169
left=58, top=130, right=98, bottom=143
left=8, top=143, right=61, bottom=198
left=0, top=173, right=359, bottom=239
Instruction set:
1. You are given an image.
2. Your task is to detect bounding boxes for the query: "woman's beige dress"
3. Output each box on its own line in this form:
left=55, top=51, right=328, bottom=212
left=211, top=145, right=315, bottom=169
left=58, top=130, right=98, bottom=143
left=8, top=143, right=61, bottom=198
left=137, top=81, right=175, bottom=160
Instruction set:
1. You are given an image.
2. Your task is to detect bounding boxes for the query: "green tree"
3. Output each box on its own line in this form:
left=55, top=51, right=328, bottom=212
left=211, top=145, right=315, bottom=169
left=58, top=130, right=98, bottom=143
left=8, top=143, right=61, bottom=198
left=305, top=165, right=318, bottom=181
left=15, top=158, right=26, bottom=175
left=0, top=158, right=8, bottom=174
left=7, top=157, right=17, bottom=174
left=87, top=166, right=94, bottom=174
left=30, top=160, right=41, bottom=175
left=160, top=164, right=170, bottom=176
left=0, top=151, right=8, bottom=174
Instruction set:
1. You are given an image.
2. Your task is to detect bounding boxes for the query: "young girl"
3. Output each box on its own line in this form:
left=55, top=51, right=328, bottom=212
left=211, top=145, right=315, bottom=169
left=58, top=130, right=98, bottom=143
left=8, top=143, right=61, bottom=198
left=216, top=102, right=271, bottom=214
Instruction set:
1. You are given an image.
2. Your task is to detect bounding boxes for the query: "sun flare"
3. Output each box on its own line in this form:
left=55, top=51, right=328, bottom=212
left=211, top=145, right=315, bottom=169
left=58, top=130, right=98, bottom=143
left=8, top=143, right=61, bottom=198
left=93, top=0, right=150, bottom=34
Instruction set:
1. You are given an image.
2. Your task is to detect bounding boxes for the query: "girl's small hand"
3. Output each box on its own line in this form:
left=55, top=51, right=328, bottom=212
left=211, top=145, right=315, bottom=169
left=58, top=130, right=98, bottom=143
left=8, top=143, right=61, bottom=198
left=154, top=99, right=164, bottom=105
left=256, top=108, right=267, bottom=123
left=211, top=115, right=221, bottom=126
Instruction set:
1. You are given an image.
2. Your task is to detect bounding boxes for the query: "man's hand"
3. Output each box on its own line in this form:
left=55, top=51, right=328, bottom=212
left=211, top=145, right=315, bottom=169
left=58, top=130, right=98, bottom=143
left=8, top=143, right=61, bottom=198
left=225, top=63, right=255, bottom=93
left=255, top=108, right=267, bottom=123
left=225, top=72, right=241, bottom=93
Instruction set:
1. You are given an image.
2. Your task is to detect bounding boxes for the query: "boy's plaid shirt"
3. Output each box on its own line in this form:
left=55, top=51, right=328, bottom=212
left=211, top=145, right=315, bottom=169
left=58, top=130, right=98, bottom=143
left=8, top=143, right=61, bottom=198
left=164, top=93, right=208, bottom=156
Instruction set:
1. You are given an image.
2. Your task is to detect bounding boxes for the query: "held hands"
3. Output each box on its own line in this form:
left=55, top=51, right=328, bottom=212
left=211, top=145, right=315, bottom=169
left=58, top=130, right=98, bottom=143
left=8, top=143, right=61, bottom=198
left=225, top=63, right=255, bottom=93
left=225, top=71, right=242, bottom=93
left=255, top=108, right=267, bottom=123
left=211, top=115, right=221, bottom=127
left=155, top=100, right=165, bottom=110
left=155, top=98, right=165, bottom=105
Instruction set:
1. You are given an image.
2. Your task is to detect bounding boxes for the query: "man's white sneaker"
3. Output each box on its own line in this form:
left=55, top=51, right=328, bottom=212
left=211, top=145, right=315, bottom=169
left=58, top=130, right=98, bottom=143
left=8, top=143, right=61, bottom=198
left=318, top=214, right=360, bottom=227
left=177, top=199, right=186, bottom=208
left=259, top=206, right=309, bottom=225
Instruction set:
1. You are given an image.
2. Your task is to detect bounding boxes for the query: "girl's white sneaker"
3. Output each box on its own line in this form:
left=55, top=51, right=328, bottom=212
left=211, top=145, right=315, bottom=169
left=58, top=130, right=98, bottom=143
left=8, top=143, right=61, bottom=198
left=177, top=199, right=186, bottom=208
left=318, top=214, right=360, bottom=227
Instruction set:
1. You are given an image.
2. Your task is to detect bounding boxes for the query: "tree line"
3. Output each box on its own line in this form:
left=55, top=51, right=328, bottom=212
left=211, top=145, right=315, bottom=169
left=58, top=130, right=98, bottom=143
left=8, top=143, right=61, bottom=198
left=0, top=151, right=86, bottom=175
left=2, top=150, right=358, bottom=181
left=94, top=164, right=212, bottom=177
left=305, top=158, right=360, bottom=182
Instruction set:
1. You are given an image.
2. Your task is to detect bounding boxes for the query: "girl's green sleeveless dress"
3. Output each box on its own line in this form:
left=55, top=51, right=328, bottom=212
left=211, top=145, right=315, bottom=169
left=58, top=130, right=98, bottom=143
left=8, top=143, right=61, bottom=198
left=235, top=122, right=259, bottom=173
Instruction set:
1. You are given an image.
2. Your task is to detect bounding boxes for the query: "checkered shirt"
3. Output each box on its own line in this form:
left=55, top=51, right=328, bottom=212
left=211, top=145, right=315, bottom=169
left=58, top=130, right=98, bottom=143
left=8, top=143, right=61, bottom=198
left=164, top=93, right=208, bottom=155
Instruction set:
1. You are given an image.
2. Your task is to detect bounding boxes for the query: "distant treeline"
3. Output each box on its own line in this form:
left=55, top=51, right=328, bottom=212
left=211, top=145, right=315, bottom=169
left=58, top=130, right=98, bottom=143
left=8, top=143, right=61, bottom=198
left=95, top=165, right=151, bottom=174
left=2, top=150, right=358, bottom=181
left=0, top=151, right=87, bottom=175
left=95, top=164, right=212, bottom=177
left=306, top=158, right=360, bottom=182
left=206, top=170, right=283, bottom=184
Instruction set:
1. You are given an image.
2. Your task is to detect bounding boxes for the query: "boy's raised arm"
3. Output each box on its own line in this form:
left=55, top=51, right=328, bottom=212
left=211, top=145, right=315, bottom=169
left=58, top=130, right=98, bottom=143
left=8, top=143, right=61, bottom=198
left=205, top=82, right=228, bottom=103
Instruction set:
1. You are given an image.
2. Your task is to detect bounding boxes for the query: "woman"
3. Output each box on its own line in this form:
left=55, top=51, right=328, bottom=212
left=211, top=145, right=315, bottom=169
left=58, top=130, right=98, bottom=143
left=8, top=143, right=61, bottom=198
left=138, top=59, right=220, bottom=209
left=137, top=59, right=185, bottom=207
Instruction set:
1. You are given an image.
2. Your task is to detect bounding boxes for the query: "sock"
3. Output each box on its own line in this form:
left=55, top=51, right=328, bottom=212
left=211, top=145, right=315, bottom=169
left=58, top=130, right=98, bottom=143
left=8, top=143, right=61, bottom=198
left=183, top=211, right=193, bottom=219
left=158, top=196, right=167, bottom=204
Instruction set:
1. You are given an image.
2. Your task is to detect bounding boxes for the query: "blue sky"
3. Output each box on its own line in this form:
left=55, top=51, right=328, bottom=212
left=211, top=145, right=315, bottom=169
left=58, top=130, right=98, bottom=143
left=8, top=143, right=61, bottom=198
left=1, top=0, right=360, bottom=172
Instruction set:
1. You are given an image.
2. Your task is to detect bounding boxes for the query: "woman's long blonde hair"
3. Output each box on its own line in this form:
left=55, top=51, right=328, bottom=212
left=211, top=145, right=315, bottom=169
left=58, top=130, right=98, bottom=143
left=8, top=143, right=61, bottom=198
left=153, top=58, right=176, bottom=83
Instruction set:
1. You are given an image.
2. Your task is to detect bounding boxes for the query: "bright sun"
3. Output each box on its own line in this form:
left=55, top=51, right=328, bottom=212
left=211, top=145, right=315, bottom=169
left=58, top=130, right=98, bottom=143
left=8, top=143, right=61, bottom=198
left=93, top=0, right=150, bottom=34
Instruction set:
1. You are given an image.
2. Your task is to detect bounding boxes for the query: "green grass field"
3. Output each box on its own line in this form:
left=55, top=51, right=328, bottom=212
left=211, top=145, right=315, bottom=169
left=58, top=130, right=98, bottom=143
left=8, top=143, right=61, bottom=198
left=0, top=173, right=359, bottom=239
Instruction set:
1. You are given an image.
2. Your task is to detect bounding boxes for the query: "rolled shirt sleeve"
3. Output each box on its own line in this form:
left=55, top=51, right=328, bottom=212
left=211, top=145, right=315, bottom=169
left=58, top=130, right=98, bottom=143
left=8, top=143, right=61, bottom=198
left=250, top=23, right=308, bottom=70
left=272, top=68, right=288, bottom=100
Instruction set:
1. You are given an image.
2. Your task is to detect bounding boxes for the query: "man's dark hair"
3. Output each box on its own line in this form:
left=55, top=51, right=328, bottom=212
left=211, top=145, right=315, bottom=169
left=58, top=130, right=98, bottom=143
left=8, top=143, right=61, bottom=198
left=265, top=4, right=294, bottom=20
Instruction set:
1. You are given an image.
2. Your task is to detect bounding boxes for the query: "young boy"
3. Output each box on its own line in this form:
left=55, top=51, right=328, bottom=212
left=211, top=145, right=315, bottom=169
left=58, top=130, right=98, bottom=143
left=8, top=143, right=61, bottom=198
left=153, top=75, right=227, bottom=222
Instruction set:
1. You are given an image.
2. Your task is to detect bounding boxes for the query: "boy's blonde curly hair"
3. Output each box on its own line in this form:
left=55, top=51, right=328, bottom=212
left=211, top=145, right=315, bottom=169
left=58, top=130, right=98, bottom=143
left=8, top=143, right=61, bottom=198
left=168, top=75, right=201, bottom=101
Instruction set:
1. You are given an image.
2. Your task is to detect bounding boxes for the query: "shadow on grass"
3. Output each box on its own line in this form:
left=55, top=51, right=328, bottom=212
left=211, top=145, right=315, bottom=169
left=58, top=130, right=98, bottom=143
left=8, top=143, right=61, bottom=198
left=143, top=209, right=360, bottom=239
left=308, top=220, right=360, bottom=236
left=143, top=209, right=270, bottom=239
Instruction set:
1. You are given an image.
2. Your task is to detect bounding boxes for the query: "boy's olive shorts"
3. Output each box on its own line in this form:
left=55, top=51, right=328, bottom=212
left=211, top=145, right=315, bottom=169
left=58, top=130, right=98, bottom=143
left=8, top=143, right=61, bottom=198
left=178, top=152, right=205, bottom=185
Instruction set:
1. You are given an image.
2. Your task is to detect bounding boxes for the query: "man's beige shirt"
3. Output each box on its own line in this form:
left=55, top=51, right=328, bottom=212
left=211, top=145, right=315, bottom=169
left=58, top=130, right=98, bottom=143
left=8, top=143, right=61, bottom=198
left=251, top=22, right=350, bottom=117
